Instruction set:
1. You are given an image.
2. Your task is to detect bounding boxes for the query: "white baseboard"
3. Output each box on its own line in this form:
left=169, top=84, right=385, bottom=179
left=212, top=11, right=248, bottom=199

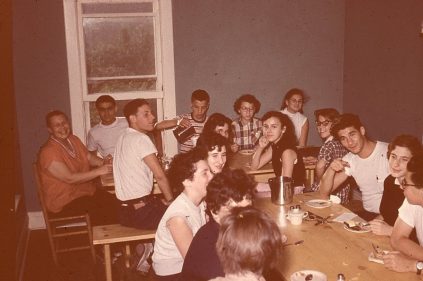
left=28, top=211, right=46, bottom=230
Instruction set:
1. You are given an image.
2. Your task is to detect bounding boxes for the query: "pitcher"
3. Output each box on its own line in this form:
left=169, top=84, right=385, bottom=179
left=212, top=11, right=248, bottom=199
left=268, top=176, right=293, bottom=205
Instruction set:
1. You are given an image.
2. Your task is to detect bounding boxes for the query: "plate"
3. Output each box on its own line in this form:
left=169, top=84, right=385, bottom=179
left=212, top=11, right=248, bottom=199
left=290, top=270, right=327, bottom=281
left=305, top=199, right=332, bottom=209
left=343, top=224, right=371, bottom=233
left=239, top=149, right=255, bottom=155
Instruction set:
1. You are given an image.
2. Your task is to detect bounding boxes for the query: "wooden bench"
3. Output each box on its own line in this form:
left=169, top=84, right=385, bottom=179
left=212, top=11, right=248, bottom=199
left=93, top=224, right=156, bottom=281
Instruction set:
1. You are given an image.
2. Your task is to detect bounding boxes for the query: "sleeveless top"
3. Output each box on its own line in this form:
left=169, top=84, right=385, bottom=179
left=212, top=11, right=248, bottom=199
left=271, top=138, right=305, bottom=186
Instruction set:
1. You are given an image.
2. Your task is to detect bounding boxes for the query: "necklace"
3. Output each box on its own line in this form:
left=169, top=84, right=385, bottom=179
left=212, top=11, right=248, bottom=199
left=51, top=136, right=77, bottom=159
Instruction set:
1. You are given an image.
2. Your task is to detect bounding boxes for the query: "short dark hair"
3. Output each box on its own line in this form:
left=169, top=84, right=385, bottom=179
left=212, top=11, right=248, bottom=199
left=123, top=99, right=149, bottom=124
left=281, top=88, right=309, bottom=113
left=205, top=169, right=256, bottom=216
left=233, top=94, right=261, bottom=113
left=261, top=111, right=297, bottom=146
left=388, top=135, right=422, bottom=158
left=191, top=89, right=210, bottom=103
left=167, top=148, right=206, bottom=193
left=330, top=113, right=363, bottom=139
left=314, top=108, right=340, bottom=122
left=45, top=110, right=68, bottom=127
left=216, top=206, right=283, bottom=275
left=407, top=152, right=423, bottom=188
left=95, top=95, right=116, bottom=108
left=202, top=113, right=232, bottom=137
left=196, top=132, right=230, bottom=155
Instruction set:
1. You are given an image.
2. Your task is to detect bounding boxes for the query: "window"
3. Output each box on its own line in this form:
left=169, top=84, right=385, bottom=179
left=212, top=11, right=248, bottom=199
left=63, top=0, right=178, bottom=155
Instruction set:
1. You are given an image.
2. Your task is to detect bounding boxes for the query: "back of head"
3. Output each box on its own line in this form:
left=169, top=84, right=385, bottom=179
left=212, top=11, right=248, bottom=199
left=314, top=108, right=340, bottom=122
left=95, top=95, right=116, bottom=108
left=45, top=110, right=68, bottom=127
left=233, top=94, right=261, bottom=113
left=203, top=113, right=232, bottom=136
left=167, top=148, right=205, bottom=194
left=123, top=98, right=149, bottom=123
left=388, top=134, right=422, bottom=157
left=261, top=111, right=297, bottom=146
left=216, top=206, right=282, bottom=275
left=330, top=113, right=363, bottom=139
left=205, top=169, right=256, bottom=216
left=407, top=152, right=423, bottom=187
left=191, top=89, right=210, bottom=103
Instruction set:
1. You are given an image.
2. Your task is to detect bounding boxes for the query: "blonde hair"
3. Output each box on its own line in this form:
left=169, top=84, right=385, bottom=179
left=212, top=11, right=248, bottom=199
left=216, top=207, right=283, bottom=275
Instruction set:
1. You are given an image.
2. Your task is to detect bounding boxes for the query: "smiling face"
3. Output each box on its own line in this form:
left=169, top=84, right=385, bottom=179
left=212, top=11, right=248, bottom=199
left=262, top=117, right=285, bottom=143
left=191, top=100, right=209, bottom=121
left=207, top=146, right=227, bottom=174
left=285, top=93, right=303, bottom=113
left=185, top=159, right=214, bottom=198
left=48, top=114, right=71, bottom=140
left=215, top=123, right=229, bottom=139
left=315, top=115, right=333, bottom=140
left=97, top=101, right=117, bottom=125
left=129, top=104, right=156, bottom=133
left=337, top=126, right=366, bottom=155
left=389, top=146, right=412, bottom=179
left=238, top=101, right=256, bottom=123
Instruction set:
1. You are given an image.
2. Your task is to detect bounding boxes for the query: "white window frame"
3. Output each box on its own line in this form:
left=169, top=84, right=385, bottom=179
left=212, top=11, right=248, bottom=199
left=63, top=0, right=178, bottom=156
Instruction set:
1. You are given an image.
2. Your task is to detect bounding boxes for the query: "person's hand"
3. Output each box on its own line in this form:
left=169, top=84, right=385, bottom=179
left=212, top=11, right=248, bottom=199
left=178, top=117, right=191, bottom=128
left=231, top=143, right=239, bottom=153
left=98, top=164, right=112, bottom=175
left=257, top=136, right=269, bottom=149
left=383, top=251, right=417, bottom=273
left=329, top=158, right=350, bottom=173
left=369, top=219, right=393, bottom=236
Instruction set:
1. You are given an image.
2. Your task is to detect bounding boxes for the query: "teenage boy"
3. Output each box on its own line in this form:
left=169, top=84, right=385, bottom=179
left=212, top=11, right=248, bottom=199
left=319, top=113, right=389, bottom=220
left=87, top=95, right=127, bottom=159
left=231, top=94, right=262, bottom=151
left=155, top=89, right=210, bottom=153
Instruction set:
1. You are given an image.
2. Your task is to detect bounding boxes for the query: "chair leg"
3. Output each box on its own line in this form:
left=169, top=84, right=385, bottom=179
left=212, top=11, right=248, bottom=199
left=85, top=215, right=96, bottom=263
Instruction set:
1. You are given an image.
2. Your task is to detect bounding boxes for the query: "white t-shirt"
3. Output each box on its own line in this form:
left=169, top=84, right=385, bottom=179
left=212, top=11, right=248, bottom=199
left=152, top=192, right=206, bottom=276
left=113, top=128, right=157, bottom=201
left=398, top=199, right=423, bottom=245
left=281, top=108, right=307, bottom=142
left=342, top=141, right=389, bottom=213
left=87, top=117, right=128, bottom=157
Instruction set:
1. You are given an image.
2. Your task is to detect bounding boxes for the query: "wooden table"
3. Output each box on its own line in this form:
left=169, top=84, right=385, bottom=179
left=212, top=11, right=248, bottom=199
left=254, top=192, right=420, bottom=281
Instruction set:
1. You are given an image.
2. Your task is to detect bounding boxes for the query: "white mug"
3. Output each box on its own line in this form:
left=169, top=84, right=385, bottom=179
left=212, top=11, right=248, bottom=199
left=286, top=210, right=308, bottom=225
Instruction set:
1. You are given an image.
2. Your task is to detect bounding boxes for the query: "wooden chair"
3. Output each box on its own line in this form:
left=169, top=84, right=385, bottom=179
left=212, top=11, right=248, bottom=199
left=32, top=163, right=96, bottom=265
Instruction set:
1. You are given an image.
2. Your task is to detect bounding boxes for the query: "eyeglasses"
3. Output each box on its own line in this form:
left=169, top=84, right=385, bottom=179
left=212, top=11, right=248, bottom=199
left=240, top=107, right=255, bottom=112
left=315, top=120, right=332, bottom=127
left=401, top=179, right=422, bottom=189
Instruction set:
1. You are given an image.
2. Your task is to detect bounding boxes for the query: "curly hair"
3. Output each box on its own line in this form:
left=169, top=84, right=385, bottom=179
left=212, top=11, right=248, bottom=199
left=166, top=148, right=206, bottom=193
left=330, top=113, right=363, bottom=140
left=196, top=132, right=230, bottom=155
left=202, top=113, right=233, bottom=138
left=216, top=206, right=283, bottom=275
left=261, top=111, right=297, bottom=147
left=233, top=94, right=261, bottom=114
left=388, top=134, right=422, bottom=158
left=280, top=88, right=309, bottom=113
left=205, top=169, right=256, bottom=216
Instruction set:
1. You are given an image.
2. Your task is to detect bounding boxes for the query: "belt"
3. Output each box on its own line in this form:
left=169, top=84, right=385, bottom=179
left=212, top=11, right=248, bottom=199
left=120, top=194, right=152, bottom=206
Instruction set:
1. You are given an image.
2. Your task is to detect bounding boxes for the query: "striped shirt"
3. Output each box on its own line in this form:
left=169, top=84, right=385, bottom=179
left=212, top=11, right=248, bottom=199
left=231, top=117, right=262, bottom=151
left=176, top=113, right=208, bottom=153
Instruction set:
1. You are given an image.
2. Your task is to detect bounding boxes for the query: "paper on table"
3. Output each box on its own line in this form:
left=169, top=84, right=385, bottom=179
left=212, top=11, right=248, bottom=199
left=332, top=212, right=358, bottom=223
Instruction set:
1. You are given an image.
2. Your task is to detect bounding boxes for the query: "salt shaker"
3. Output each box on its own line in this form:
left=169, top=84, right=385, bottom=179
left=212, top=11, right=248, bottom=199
left=337, top=273, right=346, bottom=281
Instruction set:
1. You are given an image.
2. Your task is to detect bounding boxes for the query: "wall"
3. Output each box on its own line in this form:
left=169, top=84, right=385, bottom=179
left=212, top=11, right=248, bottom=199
left=344, top=0, right=423, bottom=142
left=172, top=0, right=346, bottom=146
left=13, top=0, right=70, bottom=211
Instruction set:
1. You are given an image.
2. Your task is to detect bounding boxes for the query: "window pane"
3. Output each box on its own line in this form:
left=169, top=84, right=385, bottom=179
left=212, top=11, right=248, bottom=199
left=82, top=2, right=153, bottom=14
left=83, top=17, right=156, bottom=78
left=88, top=99, right=157, bottom=127
left=87, top=78, right=156, bottom=94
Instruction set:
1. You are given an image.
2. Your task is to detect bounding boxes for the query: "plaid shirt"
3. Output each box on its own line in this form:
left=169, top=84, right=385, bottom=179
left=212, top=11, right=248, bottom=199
left=231, top=117, right=262, bottom=151
left=311, top=136, right=354, bottom=204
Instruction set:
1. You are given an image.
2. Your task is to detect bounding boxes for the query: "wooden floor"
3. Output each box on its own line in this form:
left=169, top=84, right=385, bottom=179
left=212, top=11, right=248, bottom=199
left=23, top=229, right=155, bottom=281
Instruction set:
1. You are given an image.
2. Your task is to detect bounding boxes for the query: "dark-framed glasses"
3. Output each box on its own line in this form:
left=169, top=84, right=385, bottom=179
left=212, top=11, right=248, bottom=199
left=315, top=120, right=332, bottom=127
left=401, top=179, right=422, bottom=189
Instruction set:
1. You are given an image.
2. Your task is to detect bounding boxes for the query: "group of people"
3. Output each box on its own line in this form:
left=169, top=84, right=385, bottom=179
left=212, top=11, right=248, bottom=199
left=36, top=87, right=423, bottom=279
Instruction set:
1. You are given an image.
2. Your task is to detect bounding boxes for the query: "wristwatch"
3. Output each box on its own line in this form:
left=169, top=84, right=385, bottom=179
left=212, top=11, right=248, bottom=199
left=416, top=261, right=423, bottom=275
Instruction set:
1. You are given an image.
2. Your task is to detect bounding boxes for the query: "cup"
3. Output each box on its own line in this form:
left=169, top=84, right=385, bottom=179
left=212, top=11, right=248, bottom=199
left=286, top=209, right=308, bottom=225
